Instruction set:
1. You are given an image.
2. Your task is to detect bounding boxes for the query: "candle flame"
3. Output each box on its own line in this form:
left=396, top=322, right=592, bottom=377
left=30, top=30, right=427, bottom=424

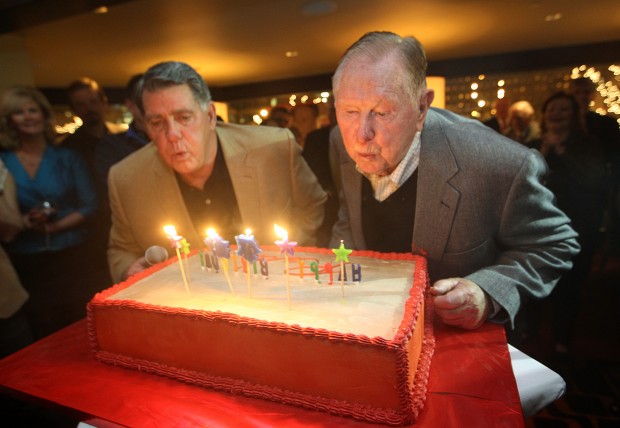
left=206, top=227, right=217, bottom=238
left=274, top=224, right=288, bottom=240
left=163, top=225, right=177, bottom=236
left=245, top=228, right=252, bottom=236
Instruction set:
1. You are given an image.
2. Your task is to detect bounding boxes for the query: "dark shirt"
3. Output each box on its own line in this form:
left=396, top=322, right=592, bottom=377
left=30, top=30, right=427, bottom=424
left=95, top=123, right=149, bottom=190
left=176, top=142, right=242, bottom=240
left=61, top=126, right=103, bottom=177
left=361, top=169, right=418, bottom=253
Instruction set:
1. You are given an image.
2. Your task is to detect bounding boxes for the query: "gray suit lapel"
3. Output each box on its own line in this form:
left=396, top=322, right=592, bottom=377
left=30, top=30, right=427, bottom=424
left=414, top=110, right=460, bottom=259
left=341, top=158, right=366, bottom=248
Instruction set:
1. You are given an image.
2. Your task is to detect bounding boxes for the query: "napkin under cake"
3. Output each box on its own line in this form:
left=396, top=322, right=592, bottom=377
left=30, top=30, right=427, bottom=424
left=87, top=247, right=434, bottom=426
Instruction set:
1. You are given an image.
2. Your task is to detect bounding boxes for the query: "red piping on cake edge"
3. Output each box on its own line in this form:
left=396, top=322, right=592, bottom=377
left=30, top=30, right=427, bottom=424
left=393, top=256, right=435, bottom=424
left=94, top=349, right=408, bottom=426
left=86, top=248, right=431, bottom=426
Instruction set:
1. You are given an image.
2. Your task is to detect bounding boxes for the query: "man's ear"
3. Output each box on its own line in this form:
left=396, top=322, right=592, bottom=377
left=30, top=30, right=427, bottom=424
left=207, top=102, right=217, bottom=129
left=419, top=89, right=435, bottom=113
left=415, top=89, right=435, bottom=130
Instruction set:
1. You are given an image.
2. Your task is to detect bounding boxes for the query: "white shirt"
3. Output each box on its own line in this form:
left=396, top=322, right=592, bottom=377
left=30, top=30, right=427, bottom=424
left=357, top=132, right=421, bottom=202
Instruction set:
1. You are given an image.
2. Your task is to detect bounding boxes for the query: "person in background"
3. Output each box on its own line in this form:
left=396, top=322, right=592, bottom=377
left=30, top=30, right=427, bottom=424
left=95, top=73, right=150, bottom=192
left=61, top=77, right=125, bottom=173
left=0, top=86, right=99, bottom=340
left=261, top=105, right=291, bottom=128
left=290, top=103, right=319, bottom=147
left=330, top=31, right=579, bottom=330
left=504, top=100, right=540, bottom=146
left=570, top=77, right=620, bottom=258
left=107, top=61, right=326, bottom=283
left=483, top=97, right=511, bottom=134
left=0, top=161, right=33, bottom=358
left=302, top=103, right=339, bottom=247
left=528, top=91, right=607, bottom=353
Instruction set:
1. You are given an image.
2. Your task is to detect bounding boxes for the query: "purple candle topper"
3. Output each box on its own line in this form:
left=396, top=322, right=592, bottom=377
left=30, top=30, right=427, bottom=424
left=235, top=229, right=262, bottom=264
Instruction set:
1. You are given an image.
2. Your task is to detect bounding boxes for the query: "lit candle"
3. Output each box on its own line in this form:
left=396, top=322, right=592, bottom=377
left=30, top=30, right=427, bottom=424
left=274, top=224, right=297, bottom=309
left=332, top=240, right=352, bottom=299
left=163, top=225, right=191, bottom=297
left=235, top=228, right=261, bottom=298
left=206, top=228, right=234, bottom=294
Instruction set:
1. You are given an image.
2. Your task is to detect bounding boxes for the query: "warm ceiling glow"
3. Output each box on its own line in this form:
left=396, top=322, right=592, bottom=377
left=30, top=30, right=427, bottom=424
left=93, top=6, right=108, bottom=14
left=285, top=51, right=299, bottom=58
left=544, top=13, right=562, bottom=22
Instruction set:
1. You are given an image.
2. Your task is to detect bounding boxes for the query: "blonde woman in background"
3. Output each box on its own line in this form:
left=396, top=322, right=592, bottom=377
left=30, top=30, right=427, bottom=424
left=0, top=86, right=99, bottom=340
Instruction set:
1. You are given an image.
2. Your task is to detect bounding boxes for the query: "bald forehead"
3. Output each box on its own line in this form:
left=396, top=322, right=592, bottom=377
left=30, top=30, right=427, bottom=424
left=338, top=52, right=405, bottom=90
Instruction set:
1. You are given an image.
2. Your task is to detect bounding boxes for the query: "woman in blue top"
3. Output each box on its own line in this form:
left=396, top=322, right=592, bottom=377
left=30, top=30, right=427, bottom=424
left=0, top=86, right=98, bottom=339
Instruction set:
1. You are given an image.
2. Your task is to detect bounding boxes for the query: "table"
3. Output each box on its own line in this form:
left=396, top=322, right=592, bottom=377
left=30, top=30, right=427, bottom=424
left=0, top=320, right=526, bottom=427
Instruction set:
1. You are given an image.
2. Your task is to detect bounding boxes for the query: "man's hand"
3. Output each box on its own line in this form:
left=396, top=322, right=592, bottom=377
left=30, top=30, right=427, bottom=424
left=124, top=257, right=148, bottom=280
left=430, top=278, right=491, bottom=330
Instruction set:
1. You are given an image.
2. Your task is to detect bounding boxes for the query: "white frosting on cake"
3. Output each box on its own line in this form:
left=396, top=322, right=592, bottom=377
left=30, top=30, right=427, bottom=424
left=109, top=250, right=416, bottom=339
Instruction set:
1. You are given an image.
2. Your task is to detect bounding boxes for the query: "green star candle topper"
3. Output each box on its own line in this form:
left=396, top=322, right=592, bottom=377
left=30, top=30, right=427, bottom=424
left=332, top=240, right=352, bottom=298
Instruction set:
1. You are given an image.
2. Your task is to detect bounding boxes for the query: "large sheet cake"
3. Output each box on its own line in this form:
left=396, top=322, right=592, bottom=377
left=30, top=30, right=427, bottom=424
left=87, top=247, right=434, bottom=425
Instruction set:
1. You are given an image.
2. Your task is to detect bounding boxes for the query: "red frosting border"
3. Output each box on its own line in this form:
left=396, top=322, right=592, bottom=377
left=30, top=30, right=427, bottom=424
left=87, top=247, right=435, bottom=426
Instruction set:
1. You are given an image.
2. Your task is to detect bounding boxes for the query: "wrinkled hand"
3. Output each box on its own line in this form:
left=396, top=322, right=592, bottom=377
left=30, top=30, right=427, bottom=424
left=430, top=278, right=491, bottom=330
left=124, top=257, right=148, bottom=280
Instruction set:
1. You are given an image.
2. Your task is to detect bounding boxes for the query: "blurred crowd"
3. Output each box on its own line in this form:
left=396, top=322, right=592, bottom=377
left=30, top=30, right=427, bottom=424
left=0, top=68, right=618, bottom=361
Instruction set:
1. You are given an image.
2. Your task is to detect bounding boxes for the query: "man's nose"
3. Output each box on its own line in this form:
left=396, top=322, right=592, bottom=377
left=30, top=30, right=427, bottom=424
left=165, top=119, right=181, bottom=143
left=357, top=115, right=375, bottom=142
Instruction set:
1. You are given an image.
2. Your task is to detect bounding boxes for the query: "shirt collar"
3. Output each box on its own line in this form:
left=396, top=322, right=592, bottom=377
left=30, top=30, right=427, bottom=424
left=356, top=131, right=421, bottom=202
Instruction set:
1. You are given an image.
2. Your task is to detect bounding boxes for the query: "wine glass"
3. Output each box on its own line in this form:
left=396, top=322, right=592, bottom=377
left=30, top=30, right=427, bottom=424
left=34, top=200, right=57, bottom=249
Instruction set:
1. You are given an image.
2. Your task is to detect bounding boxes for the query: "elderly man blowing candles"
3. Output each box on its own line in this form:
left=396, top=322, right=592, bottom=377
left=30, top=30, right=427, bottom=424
left=330, top=31, right=579, bottom=330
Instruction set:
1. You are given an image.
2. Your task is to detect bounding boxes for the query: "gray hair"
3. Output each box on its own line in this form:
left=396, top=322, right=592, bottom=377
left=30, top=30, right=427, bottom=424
left=332, top=31, right=428, bottom=104
left=137, top=61, right=212, bottom=113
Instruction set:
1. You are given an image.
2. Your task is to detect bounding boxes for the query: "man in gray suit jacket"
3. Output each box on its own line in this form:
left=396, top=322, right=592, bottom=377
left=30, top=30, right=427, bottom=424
left=108, top=62, right=326, bottom=282
left=330, top=31, right=579, bottom=330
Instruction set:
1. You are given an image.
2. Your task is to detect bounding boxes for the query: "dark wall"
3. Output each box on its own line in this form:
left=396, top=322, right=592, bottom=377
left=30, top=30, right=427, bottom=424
left=41, top=39, right=620, bottom=105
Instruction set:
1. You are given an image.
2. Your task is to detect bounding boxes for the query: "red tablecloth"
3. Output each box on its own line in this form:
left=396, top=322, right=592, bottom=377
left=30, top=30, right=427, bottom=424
left=0, top=319, right=523, bottom=427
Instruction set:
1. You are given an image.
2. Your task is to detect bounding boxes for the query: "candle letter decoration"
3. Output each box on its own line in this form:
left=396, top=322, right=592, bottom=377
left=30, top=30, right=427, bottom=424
left=235, top=229, right=261, bottom=298
left=206, top=228, right=234, bottom=294
left=274, top=224, right=297, bottom=308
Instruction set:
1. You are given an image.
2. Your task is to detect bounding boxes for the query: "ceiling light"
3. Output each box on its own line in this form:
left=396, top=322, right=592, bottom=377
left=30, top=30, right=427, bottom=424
left=285, top=51, right=299, bottom=58
left=94, top=6, right=108, bottom=14
left=544, top=13, right=562, bottom=22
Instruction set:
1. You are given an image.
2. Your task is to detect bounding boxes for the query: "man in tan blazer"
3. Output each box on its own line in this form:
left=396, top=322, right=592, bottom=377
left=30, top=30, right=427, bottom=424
left=108, top=62, right=326, bottom=282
